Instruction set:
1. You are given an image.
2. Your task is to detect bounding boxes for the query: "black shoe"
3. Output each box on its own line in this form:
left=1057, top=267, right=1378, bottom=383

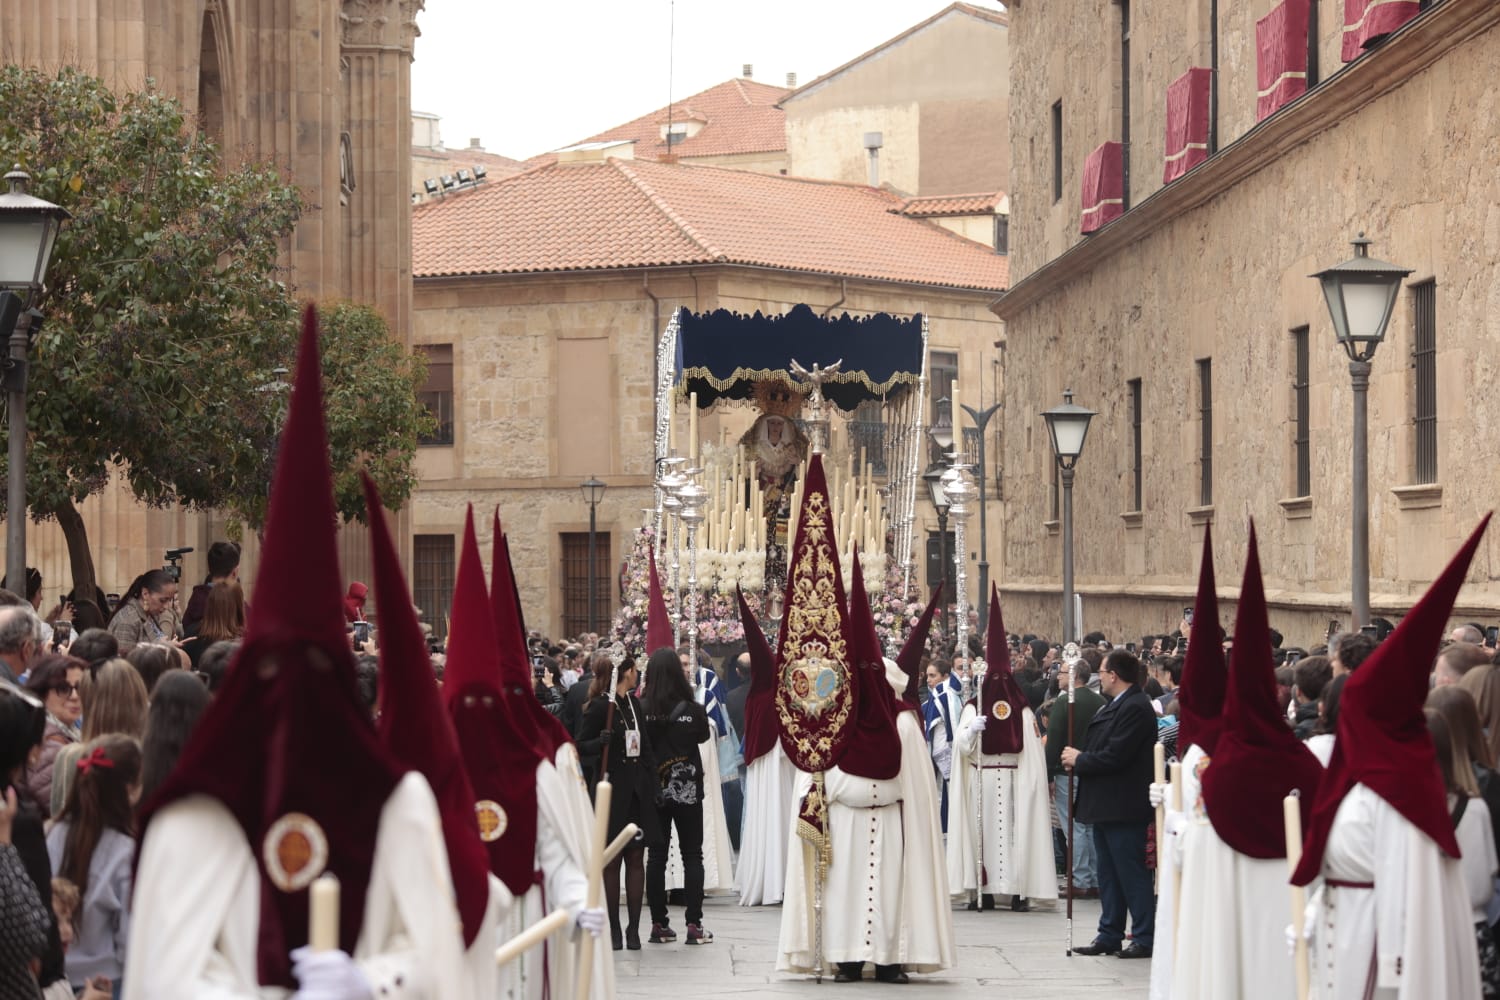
left=1011, top=895, right=1031, bottom=912
left=611, top=929, right=624, bottom=951
left=835, top=963, right=863, bottom=983
left=1073, top=939, right=1121, bottom=956
left=1117, top=943, right=1153, bottom=959
left=874, top=965, right=910, bottom=984
left=626, top=927, right=642, bottom=950
left=980, top=893, right=996, bottom=911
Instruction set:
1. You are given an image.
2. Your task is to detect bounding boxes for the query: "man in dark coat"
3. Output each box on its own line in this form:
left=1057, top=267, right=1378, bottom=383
left=1060, top=648, right=1157, bottom=959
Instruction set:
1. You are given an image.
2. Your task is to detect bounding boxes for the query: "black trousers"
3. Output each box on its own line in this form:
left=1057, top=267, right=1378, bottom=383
left=647, top=797, right=705, bottom=926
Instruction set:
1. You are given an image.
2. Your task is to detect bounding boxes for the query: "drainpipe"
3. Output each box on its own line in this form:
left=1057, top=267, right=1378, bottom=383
left=820, top=278, right=848, bottom=318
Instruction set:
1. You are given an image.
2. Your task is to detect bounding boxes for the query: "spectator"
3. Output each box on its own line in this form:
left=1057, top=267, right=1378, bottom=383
left=140, top=670, right=211, bottom=803
left=106, top=570, right=181, bottom=655
left=46, top=878, right=110, bottom=1000
left=923, top=658, right=963, bottom=834
left=534, top=657, right=563, bottom=715
left=197, top=640, right=239, bottom=694
left=181, top=541, right=241, bottom=636
left=1, top=567, right=55, bottom=649
left=181, top=582, right=245, bottom=671
left=1435, top=642, right=1492, bottom=688
left=1046, top=655, right=1106, bottom=899
left=22, top=655, right=85, bottom=818
left=1427, top=684, right=1500, bottom=864
left=125, top=643, right=179, bottom=697
left=1305, top=672, right=1349, bottom=766
left=354, top=653, right=379, bottom=716
left=0, top=606, right=39, bottom=684
left=725, top=653, right=751, bottom=739
left=1292, top=655, right=1333, bottom=740
left=1453, top=624, right=1487, bottom=646
left=1328, top=630, right=1378, bottom=677
left=1060, top=649, right=1157, bottom=958
left=68, top=631, right=118, bottom=678
left=343, top=580, right=368, bottom=623
left=1462, top=665, right=1500, bottom=768
left=1017, top=656, right=1049, bottom=711
left=1274, top=665, right=1296, bottom=717
left=47, top=735, right=141, bottom=992
left=50, top=660, right=150, bottom=818
left=0, top=683, right=65, bottom=996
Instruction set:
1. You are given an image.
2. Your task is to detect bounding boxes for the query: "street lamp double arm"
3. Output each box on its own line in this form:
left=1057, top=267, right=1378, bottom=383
left=1313, top=234, right=1411, bottom=628
left=1042, top=390, right=1095, bottom=644
left=0, top=168, right=70, bottom=592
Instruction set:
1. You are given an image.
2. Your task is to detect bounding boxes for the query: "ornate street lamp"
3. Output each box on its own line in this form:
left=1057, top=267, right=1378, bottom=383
left=1043, top=389, right=1095, bottom=642
left=1313, top=234, right=1411, bottom=627
left=0, top=168, right=70, bottom=591
left=579, top=476, right=607, bottom=634
left=923, top=458, right=952, bottom=638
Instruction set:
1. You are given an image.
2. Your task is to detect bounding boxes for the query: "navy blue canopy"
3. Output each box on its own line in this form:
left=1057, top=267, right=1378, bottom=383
left=675, top=305, right=924, bottom=412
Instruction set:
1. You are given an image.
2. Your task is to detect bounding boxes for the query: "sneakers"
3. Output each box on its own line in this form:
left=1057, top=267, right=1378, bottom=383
left=684, top=922, right=714, bottom=945
left=649, top=922, right=677, bottom=944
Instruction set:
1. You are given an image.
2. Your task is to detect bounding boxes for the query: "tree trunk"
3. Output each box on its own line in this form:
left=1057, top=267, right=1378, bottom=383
left=52, top=501, right=100, bottom=611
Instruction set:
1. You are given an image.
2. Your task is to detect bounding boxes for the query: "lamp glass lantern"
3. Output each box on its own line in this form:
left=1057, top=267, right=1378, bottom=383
left=579, top=475, right=607, bottom=506
left=929, top=396, right=955, bottom=451
left=1312, top=234, right=1413, bottom=361
left=923, top=461, right=950, bottom=513
left=0, top=168, right=70, bottom=294
left=1042, top=389, right=1095, bottom=469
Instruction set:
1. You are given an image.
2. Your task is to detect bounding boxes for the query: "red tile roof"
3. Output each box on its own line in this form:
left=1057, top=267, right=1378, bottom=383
left=528, top=78, right=789, bottom=167
left=894, top=192, right=1005, bottom=217
left=413, top=158, right=1008, bottom=292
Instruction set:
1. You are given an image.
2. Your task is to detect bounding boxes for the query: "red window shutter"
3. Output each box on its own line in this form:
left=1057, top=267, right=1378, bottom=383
left=1163, top=68, right=1212, bottom=184
left=1257, top=0, right=1310, bottom=121
left=1344, top=0, right=1420, bottom=63
left=1080, top=141, right=1124, bottom=235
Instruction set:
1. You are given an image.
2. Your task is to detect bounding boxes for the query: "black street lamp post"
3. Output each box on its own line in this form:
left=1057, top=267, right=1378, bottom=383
left=1042, top=389, right=1095, bottom=643
left=961, top=401, right=1001, bottom=630
left=580, top=476, right=607, bottom=634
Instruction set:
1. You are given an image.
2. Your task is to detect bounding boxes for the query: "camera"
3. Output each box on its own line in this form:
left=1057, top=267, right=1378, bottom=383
left=162, top=546, right=195, bottom=583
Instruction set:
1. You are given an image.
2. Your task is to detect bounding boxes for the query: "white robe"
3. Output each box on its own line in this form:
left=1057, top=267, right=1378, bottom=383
left=663, top=719, right=735, bottom=894
left=736, top=740, right=796, bottom=906
left=460, top=876, right=516, bottom=1000
left=125, top=772, right=466, bottom=1000
left=946, top=703, right=1057, bottom=901
left=1310, top=783, right=1482, bottom=1000
left=777, top=666, right=955, bottom=977
left=1150, top=742, right=1207, bottom=1000
left=539, top=745, right=616, bottom=1000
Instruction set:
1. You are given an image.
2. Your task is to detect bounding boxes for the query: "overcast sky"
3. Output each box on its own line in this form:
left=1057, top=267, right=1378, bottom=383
left=410, top=1, right=1006, bottom=161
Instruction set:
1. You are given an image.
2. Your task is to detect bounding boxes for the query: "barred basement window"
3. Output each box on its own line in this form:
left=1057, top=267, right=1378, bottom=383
left=1412, top=280, right=1437, bottom=483
left=561, top=532, right=613, bottom=638
left=1128, top=378, right=1143, bottom=511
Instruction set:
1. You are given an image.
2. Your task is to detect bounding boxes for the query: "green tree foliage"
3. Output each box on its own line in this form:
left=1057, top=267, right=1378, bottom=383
left=0, top=67, right=433, bottom=596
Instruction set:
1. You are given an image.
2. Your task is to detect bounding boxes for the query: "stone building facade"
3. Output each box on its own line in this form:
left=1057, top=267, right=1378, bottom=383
left=0, top=0, right=420, bottom=595
left=995, top=0, right=1500, bottom=643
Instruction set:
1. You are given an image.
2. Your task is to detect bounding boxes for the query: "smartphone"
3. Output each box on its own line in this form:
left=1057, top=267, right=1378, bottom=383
left=1486, top=626, right=1498, bottom=647
left=353, top=621, right=371, bottom=645
left=52, top=620, right=71, bottom=648
left=1359, top=624, right=1378, bottom=638
left=1126, top=642, right=1136, bottom=653
left=1182, top=607, right=1194, bottom=624
left=1327, top=618, right=1342, bottom=638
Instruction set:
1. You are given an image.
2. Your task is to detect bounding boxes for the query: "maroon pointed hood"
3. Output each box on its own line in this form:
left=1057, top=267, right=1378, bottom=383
left=736, top=587, right=780, bottom=765
left=139, top=305, right=403, bottom=988
left=843, top=548, right=902, bottom=780
left=366, top=475, right=489, bottom=946
left=1177, top=523, right=1227, bottom=757
left=1294, top=514, right=1492, bottom=884
left=646, top=548, right=674, bottom=654
left=898, top=583, right=943, bottom=711
left=489, top=515, right=570, bottom=757
left=444, top=508, right=540, bottom=898
left=979, top=584, right=1027, bottom=755
left=1200, top=523, right=1324, bottom=860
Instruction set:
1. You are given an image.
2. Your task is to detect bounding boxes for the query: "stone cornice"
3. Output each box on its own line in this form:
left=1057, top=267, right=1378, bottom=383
left=341, top=0, right=423, bottom=50
left=991, top=0, right=1500, bottom=322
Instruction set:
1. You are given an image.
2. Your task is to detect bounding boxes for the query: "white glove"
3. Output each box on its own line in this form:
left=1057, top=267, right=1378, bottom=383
left=1148, top=782, right=1168, bottom=809
left=1163, top=810, right=1188, bottom=840
left=965, top=715, right=988, bottom=736
left=575, top=906, right=607, bottom=938
left=290, top=947, right=373, bottom=1000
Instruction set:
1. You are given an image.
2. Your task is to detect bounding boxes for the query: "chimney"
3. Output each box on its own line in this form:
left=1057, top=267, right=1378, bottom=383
left=742, top=63, right=753, bottom=79
left=786, top=71, right=797, bottom=88
left=468, top=137, right=484, bottom=152
left=863, top=132, right=883, bottom=187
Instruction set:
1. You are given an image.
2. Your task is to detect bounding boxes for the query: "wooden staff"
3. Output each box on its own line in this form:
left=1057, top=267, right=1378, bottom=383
left=1169, top=761, right=1184, bottom=942
left=1153, top=743, right=1166, bottom=894
left=497, top=909, right=573, bottom=967
left=973, top=665, right=988, bottom=910
left=1064, top=678, right=1076, bottom=957
left=1284, top=792, right=1311, bottom=1000
left=576, top=659, right=624, bottom=1000
left=309, top=873, right=339, bottom=952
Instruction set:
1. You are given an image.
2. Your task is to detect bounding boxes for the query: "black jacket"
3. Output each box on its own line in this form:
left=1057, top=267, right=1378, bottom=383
left=562, top=680, right=592, bottom=737
left=1072, top=685, right=1157, bottom=826
left=643, top=700, right=711, bottom=805
left=577, top=693, right=662, bottom=844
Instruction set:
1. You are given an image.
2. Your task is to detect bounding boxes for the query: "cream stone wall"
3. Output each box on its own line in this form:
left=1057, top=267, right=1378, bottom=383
left=784, top=8, right=1010, bottom=195
left=996, top=1, right=1500, bottom=645
left=413, top=267, right=1003, bottom=639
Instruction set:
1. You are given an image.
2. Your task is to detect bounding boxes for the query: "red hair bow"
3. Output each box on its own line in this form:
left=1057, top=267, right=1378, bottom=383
left=77, top=747, right=115, bottom=776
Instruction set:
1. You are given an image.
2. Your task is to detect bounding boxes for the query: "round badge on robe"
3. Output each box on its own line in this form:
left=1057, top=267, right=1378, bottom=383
left=992, top=701, right=1013, bottom=721
left=263, top=813, right=329, bottom=892
left=475, top=800, right=509, bottom=842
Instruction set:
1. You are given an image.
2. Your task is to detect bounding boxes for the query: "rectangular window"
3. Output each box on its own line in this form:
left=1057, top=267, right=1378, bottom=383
left=1120, top=0, right=1131, bottom=209
left=413, top=534, right=455, bottom=642
left=1209, top=0, right=1220, bottom=152
left=1293, top=327, right=1311, bottom=497
left=1050, top=463, right=1061, bottom=522
left=850, top=400, right=888, bottom=476
left=416, top=344, right=454, bottom=446
left=1051, top=100, right=1063, bottom=203
left=925, top=531, right=956, bottom=590
left=1413, top=280, right=1437, bottom=483
left=1198, top=359, right=1214, bottom=506
left=929, top=351, right=958, bottom=462
left=561, top=532, right=612, bottom=638
left=994, top=214, right=1009, bottom=255
left=1128, top=378, right=1143, bottom=511
left=1307, top=0, right=1320, bottom=87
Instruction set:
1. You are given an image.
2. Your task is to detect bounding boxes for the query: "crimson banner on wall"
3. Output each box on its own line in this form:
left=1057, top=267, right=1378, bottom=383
left=1080, top=141, right=1124, bottom=234
left=1164, top=68, right=1212, bottom=183
left=1257, top=0, right=1310, bottom=121
left=1342, top=0, right=1421, bottom=63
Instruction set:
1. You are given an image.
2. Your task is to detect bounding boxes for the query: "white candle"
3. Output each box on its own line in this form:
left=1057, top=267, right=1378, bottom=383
left=689, top=392, right=699, bottom=461
left=309, top=873, right=340, bottom=952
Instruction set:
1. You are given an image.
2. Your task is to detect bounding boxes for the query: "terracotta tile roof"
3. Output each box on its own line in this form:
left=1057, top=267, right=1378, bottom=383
left=527, top=78, right=789, bottom=168
left=894, top=192, right=1005, bottom=217
left=415, top=146, right=526, bottom=178
left=413, top=157, right=1008, bottom=292
left=781, top=3, right=1008, bottom=104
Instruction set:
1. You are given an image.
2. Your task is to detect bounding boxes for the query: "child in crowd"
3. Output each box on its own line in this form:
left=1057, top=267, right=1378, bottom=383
left=45, top=878, right=109, bottom=1000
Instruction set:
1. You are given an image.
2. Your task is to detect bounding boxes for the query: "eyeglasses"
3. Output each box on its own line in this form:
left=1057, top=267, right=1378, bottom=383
left=52, top=682, right=81, bottom=697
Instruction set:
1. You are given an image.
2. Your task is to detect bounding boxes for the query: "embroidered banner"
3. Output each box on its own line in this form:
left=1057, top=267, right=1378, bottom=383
left=1164, top=68, right=1212, bottom=184
left=1342, top=0, right=1420, bottom=63
left=1257, top=0, right=1310, bottom=121
left=1080, top=141, right=1124, bottom=234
